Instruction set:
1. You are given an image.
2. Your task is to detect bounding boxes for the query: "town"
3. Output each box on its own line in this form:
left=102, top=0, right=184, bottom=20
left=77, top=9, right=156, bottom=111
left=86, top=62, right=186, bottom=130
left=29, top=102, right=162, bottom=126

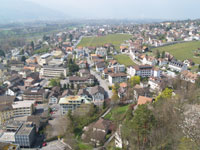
left=0, top=19, right=200, bottom=150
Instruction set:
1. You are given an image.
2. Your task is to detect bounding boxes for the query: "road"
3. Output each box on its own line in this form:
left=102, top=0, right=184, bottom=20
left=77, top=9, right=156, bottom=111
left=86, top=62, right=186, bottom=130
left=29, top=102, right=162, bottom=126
left=90, top=69, right=113, bottom=98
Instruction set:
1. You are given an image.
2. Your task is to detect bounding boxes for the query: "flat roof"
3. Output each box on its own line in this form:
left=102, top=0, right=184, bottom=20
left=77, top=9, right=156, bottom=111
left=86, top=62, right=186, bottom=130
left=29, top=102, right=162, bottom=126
left=12, top=100, right=35, bottom=109
left=0, top=132, right=15, bottom=142
left=16, top=122, right=34, bottom=135
left=59, top=96, right=91, bottom=104
left=41, top=53, right=51, bottom=59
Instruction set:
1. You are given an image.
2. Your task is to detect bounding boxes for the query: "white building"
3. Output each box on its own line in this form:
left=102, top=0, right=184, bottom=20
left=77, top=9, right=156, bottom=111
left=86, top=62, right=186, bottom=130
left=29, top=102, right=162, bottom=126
left=38, top=53, right=52, bottom=66
left=108, top=73, right=127, bottom=84
left=168, top=60, right=187, bottom=72
left=127, top=65, right=162, bottom=78
left=95, top=47, right=107, bottom=57
left=40, top=65, right=67, bottom=78
left=12, top=101, right=35, bottom=117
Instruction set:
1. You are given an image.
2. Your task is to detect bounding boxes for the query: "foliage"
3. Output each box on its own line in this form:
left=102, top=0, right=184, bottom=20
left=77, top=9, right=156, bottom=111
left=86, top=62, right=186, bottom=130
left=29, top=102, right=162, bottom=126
left=21, top=55, right=26, bottom=62
left=155, top=88, right=173, bottom=102
left=48, top=78, right=60, bottom=87
left=156, top=50, right=160, bottom=59
left=33, top=48, right=49, bottom=54
left=0, top=49, right=5, bottom=57
left=130, top=76, right=140, bottom=87
left=78, top=142, right=93, bottom=150
left=67, top=58, right=79, bottom=75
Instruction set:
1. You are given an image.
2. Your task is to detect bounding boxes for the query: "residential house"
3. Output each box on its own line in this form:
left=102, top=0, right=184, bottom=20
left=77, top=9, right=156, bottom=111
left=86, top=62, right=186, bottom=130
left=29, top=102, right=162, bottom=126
left=96, top=62, right=106, bottom=72
left=181, top=70, right=198, bottom=83
left=133, top=85, right=151, bottom=101
left=38, top=53, right=52, bottom=66
left=79, top=69, right=90, bottom=77
left=48, top=86, right=61, bottom=105
left=40, top=65, right=67, bottom=78
left=78, top=60, right=88, bottom=69
left=95, top=47, right=107, bottom=57
left=108, top=73, right=127, bottom=84
left=148, top=77, right=162, bottom=92
left=24, top=72, right=39, bottom=87
left=89, top=85, right=106, bottom=106
left=82, top=118, right=112, bottom=146
left=102, top=68, right=114, bottom=79
left=137, top=96, right=153, bottom=105
left=142, top=55, right=157, bottom=66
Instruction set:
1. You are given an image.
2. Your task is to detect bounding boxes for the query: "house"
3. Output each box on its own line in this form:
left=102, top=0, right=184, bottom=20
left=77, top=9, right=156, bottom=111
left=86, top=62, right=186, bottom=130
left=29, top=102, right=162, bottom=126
left=69, top=75, right=96, bottom=86
left=62, top=89, right=73, bottom=97
left=148, top=77, right=162, bottom=91
left=158, top=58, right=168, bottom=66
left=78, top=89, right=91, bottom=98
left=95, top=47, right=107, bottom=57
left=4, top=75, right=23, bottom=87
left=181, top=70, right=198, bottom=83
left=108, top=73, right=127, bottom=84
left=133, top=85, right=151, bottom=101
left=168, top=60, right=188, bottom=72
left=79, top=69, right=90, bottom=77
left=0, top=103, right=13, bottom=125
left=118, top=82, right=128, bottom=98
left=48, top=86, right=61, bottom=104
left=82, top=118, right=112, bottom=146
left=183, top=59, right=194, bottom=67
left=24, top=72, right=39, bottom=87
left=142, top=55, right=157, bottom=66
left=78, top=60, right=88, bottom=69
left=96, top=62, right=106, bottom=72
left=89, top=85, right=106, bottom=106
left=127, top=65, right=162, bottom=78
left=75, top=49, right=85, bottom=59
left=137, top=96, right=153, bottom=105
left=102, top=68, right=114, bottom=79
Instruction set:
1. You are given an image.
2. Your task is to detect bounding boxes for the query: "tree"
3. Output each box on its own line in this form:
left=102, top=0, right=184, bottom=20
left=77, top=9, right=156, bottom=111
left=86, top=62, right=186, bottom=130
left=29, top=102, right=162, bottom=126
left=0, top=50, right=5, bottom=57
left=156, top=50, right=160, bottom=59
left=161, top=51, right=165, bottom=58
left=130, top=76, right=140, bottom=87
left=21, top=56, right=26, bottom=62
left=49, top=78, right=60, bottom=87
left=69, top=34, right=73, bottom=42
left=31, top=41, right=34, bottom=50
left=132, top=104, right=156, bottom=149
left=155, top=88, right=173, bottom=102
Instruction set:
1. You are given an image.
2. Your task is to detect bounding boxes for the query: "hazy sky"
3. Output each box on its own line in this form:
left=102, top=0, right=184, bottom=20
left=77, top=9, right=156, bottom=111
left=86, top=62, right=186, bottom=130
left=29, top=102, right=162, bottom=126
left=27, top=0, right=200, bottom=20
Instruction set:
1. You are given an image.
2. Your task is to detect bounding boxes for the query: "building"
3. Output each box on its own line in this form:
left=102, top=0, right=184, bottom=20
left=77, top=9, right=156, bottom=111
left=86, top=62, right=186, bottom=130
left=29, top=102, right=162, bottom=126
left=0, top=142, right=20, bottom=150
left=90, top=86, right=105, bottom=106
left=15, top=122, right=36, bottom=148
left=96, top=62, right=106, bottom=72
left=108, top=73, right=127, bottom=84
left=59, top=96, right=91, bottom=115
left=0, top=103, right=13, bottom=125
left=137, top=96, right=153, bottom=105
left=38, top=53, right=52, bottom=66
left=168, top=60, right=188, bottom=72
left=40, top=65, right=67, bottom=78
left=127, top=65, right=162, bottom=78
left=95, top=47, right=107, bottom=57
left=23, top=88, right=45, bottom=103
left=12, top=101, right=35, bottom=117
left=181, top=70, right=198, bottom=83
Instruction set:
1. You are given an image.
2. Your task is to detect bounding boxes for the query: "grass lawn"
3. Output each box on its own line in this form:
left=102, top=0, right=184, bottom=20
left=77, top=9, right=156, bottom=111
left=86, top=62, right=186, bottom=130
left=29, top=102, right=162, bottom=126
left=78, top=142, right=93, bottom=150
left=114, top=54, right=136, bottom=67
left=104, top=105, right=129, bottom=121
left=77, top=34, right=132, bottom=50
left=152, top=41, right=200, bottom=64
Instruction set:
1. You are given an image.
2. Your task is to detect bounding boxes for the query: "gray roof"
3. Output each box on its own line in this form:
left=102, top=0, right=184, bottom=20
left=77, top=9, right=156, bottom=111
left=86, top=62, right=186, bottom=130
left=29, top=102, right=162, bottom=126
left=90, top=85, right=105, bottom=95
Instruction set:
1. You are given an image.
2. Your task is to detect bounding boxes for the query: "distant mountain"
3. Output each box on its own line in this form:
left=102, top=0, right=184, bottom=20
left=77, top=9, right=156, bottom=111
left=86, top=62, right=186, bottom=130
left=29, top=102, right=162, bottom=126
left=0, top=0, right=68, bottom=24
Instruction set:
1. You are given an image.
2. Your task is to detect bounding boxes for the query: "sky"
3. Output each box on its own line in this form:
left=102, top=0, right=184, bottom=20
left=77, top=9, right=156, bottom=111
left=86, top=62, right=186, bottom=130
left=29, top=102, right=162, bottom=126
left=27, top=0, right=200, bottom=20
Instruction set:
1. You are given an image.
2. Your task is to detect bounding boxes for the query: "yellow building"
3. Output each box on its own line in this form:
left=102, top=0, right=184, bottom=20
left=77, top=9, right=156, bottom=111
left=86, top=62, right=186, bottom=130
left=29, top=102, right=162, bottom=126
left=0, top=104, right=13, bottom=125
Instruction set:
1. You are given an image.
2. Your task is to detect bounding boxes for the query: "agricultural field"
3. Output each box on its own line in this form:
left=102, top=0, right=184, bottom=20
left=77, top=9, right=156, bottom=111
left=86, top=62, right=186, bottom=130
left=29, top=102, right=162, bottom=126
left=114, top=54, right=136, bottom=67
left=77, top=34, right=132, bottom=50
left=152, top=41, right=200, bottom=64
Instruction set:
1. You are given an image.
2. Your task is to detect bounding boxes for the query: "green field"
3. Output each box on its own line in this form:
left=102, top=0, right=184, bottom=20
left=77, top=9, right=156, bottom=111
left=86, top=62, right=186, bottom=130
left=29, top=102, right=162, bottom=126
left=152, top=41, right=200, bottom=64
left=114, top=54, right=136, bottom=67
left=104, top=105, right=129, bottom=121
left=77, top=34, right=132, bottom=50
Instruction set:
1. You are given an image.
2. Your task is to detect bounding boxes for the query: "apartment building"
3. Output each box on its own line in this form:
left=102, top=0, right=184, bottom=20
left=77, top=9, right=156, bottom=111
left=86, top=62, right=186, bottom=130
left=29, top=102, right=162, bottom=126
left=40, top=65, right=67, bottom=78
left=23, top=88, right=45, bottom=103
left=12, top=101, right=35, bottom=117
left=59, top=96, right=91, bottom=115
left=127, top=65, right=162, bottom=78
